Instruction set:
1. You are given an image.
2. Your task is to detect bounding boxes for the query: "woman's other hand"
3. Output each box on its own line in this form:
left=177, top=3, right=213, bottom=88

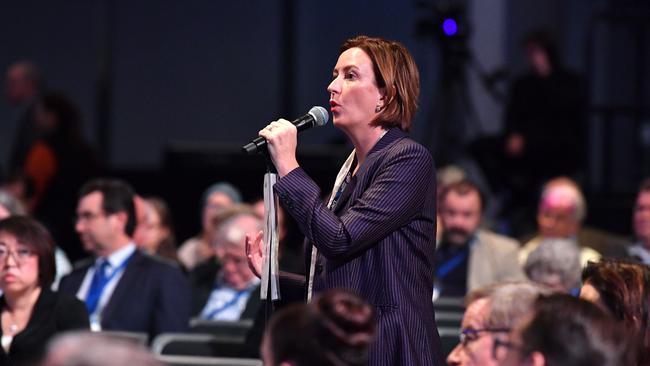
left=245, top=230, right=264, bottom=278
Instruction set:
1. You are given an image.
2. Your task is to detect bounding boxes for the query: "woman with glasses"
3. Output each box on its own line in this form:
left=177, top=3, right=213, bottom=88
left=0, top=216, right=89, bottom=365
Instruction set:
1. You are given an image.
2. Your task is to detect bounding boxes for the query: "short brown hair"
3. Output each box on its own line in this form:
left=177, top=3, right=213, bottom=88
left=79, top=178, right=136, bottom=236
left=582, top=259, right=650, bottom=365
left=341, top=35, right=420, bottom=132
left=0, top=216, right=56, bottom=288
left=438, top=179, right=485, bottom=212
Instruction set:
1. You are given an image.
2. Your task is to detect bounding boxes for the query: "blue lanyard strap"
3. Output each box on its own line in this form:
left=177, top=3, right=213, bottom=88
left=329, top=171, right=351, bottom=211
left=85, top=252, right=135, bottom=314
left=204, top=284, right=255, bottom=319
left=436, top=247, right=469, bottom=279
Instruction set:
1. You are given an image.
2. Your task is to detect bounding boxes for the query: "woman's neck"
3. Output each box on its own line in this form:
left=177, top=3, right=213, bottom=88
left=346, top=126, right=386, bottom=167
left=4, top=286, right=42, bottom=313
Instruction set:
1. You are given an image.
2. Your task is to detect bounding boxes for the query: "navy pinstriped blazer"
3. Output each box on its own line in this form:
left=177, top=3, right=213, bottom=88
left=274, top=127, right=444, bottom=366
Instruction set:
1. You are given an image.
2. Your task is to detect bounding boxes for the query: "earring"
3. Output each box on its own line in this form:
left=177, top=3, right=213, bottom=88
left=375, top=105, right=382, bottom=113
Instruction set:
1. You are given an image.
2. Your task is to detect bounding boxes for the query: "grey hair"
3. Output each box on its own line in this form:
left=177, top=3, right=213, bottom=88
left=201, top=181, right=242, bottom=209
left=42, top=331, right=162, bottom=366
left=524, top=238, right=582, bottom=292
left=539, top=177, right=587, bottom=222
left=0, top=190, right=26, bottom=217
left=485, top=281, right=551, bottom=329
left=213, top=204, right=262, bottom=249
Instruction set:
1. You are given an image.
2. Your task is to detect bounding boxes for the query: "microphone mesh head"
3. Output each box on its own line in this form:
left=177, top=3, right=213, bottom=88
left=309, top=106, right=329, bottom=127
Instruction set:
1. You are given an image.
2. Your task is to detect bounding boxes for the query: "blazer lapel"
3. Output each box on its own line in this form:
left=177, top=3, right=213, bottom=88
left=333, top=128, right=407, bottom=215
left=100, top=250, right=143, bottom=325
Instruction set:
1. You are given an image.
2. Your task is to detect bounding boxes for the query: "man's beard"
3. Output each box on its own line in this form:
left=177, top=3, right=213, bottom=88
left=442, top=227, right=471, bottom=246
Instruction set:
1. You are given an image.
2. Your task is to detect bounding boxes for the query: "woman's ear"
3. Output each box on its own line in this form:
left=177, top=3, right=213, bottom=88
left=379, top=87, right=387, bottom=103
left=375, top=88, right=387, bottom=113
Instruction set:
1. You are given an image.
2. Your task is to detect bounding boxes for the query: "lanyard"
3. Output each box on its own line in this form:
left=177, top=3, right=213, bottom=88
left=329, top=172, right=351, bottom=211
left=436, top=247, right=469, bottom=279
left=86, top=252, right=135, bottom=315
left=205, top=285, right=255, bottom=319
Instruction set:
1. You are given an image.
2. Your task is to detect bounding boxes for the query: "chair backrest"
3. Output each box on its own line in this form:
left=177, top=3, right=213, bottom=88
left=156, top=355, right=262, bottom=366
left=438, top=327, right=461, bottom=357
left=100, top=330, right=149, bottom=346
left=151, top=333, right=246, bottom=358
left=189, top=319, right=253, bottom=338
left=435, top=311, right=464, bottom=328
left=434, top=296, right=466, bottom=312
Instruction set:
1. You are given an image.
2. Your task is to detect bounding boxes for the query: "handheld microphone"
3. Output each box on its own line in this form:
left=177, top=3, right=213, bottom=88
left=242, top=106, right=329, bottom=155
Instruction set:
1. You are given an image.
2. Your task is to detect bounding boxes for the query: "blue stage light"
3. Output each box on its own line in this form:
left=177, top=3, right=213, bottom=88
left=442, top=18, right=458, bottom=36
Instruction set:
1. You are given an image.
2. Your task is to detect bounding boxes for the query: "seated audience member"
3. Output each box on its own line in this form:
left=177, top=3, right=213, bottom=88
left=135, top=196, right=178, bottom=262
left=261, top=289, right=375, bottom=366
left=580, top=259, right=650, bottom=366
left=0, top=190, right=26, bottom=218
left=447, top=282, right=549, bottom=366
left=178, top=182, right=242, bottom=270
left=436, top=180, right=524, bottom=297
left=42, top=331, right=161, bottom=366
left=191, top=205, right=261, bottom=321
left=520, top=177, right=602, bottom=267
left=628, top=178, right=650, bottom=264
left=498, top=294, right=635, bottom=366
left=524, top=238, right=582, bottom=294
left=0, top=216, right=89, bottom=366
left=0, top=189, right=71, bottom=289
left=59, top=178, right=190, bottom=338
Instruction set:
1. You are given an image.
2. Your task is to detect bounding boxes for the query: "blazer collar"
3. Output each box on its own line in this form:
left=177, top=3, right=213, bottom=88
left=99, top=250, right=144, bottom=323
left=366, top=127, right=407, bottom=158
left=331, top=128, right=407, bottom=214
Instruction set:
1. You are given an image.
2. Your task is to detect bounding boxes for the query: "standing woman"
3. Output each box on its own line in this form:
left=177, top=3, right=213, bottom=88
left=0, top=216, right=89, bottom=365
left=249, top=35, right=442, bottom=365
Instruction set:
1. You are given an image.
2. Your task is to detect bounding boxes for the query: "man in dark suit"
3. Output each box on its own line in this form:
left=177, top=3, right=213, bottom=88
left=59, top=178, right=191, bottom=339
left=190, top=205, right=261, bottom=321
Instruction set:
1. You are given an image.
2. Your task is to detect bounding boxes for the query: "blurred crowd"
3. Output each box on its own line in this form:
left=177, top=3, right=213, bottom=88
left=0, top=30, right=648, bottom=366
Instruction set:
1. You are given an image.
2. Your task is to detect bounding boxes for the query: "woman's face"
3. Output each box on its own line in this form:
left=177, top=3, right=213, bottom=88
left=138, top=202, right=170, bottom=254
left=0, top=231, right=40, bottom=294
left=0, top=204, right=10, bottom=220
left=327, top=47, right=384, bottom=131
left=202, top=192, right=233, bottom=234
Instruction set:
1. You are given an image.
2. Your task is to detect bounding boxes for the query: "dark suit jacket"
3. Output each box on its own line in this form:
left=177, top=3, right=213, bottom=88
left=274, top=128, right=444, bottom=366
left=0, top=289, right=89, bottom=366
left=59, top=250, right=191, bottom=339
left=189, top=257, right=262, bottom=320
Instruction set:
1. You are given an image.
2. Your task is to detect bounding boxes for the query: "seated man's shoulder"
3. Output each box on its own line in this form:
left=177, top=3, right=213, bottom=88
left=71, top=257, right=95, bottom=271
left=135, top=251, right=186, bottom=278
left=477, top=229, right=520, bottom=250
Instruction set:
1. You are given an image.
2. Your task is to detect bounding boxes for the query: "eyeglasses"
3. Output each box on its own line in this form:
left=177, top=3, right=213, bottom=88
left=74, top=211, right=106, bottom=223
left=459, top=327, right=511, bottom=344
left=0, top=246, right=36, bottom=263
left=458, top=327, right=511, bottom=347
left=492, top=337, right=526, bottom=360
